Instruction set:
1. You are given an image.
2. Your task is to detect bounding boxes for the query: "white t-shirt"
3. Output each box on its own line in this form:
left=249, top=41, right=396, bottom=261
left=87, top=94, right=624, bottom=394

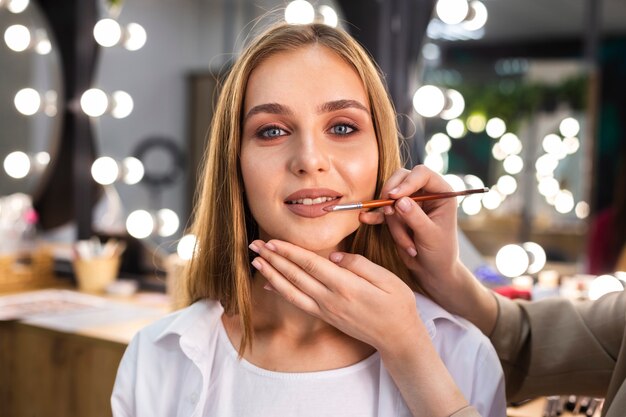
left=111, top=294, right=506, bottom=417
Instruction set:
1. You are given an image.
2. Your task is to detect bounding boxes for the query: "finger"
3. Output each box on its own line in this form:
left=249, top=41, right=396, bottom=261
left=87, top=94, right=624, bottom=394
left=251, top=255, right=321, bottom=315
left=359, top=210, right=385, bottom=225
left=387, top=165, right=452, bottom=199
left=384, top=213, right=420, bottom=258
left=251, top=240, right=330, bottom=296
left=379, top=168, right=411, bottom=198
left=393, top=196, right=454, bottom=250
left=328, top=252, right=394, bottom=290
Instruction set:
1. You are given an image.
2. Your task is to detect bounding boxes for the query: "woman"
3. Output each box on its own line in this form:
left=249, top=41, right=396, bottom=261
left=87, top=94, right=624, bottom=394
left=111, top=22, right=505, bottom=417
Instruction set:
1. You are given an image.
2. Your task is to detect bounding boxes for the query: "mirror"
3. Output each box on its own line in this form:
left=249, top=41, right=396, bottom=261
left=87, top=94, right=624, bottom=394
left=422, top=57, right=589, bottom=262
left=0, top=0, right=62, bottom=198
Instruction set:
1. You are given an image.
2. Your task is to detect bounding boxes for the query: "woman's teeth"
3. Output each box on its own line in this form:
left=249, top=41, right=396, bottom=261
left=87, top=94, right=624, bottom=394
left=287, top=196, right=338, bottom=205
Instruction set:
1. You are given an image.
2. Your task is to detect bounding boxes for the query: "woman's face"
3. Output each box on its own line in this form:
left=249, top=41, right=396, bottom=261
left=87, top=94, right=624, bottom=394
left=240, top=45, right=379, bottom=253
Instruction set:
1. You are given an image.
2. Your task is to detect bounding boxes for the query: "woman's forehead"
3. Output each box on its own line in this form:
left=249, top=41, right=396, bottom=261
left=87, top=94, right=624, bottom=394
left=243, top=45, right=369, bottom=112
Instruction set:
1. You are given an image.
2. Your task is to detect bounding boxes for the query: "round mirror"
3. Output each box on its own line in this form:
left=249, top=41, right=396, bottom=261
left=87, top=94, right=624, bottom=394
left=0, top=0, right=62, bottom=198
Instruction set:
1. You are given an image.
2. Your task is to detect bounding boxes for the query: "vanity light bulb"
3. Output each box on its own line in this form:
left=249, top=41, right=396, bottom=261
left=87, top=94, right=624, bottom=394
left=4, top=24, right=31, bottom=52
left=122, top=157, right=144, bottom=185
left=94, top=18, right=122, bottom=47
left=157, top=209, right=179, bottom=237
left=111, top=91, right=133, bottom=119
left=124, top=23, right=147, bottom=51
left=443, top=174, right=466, bottom=204
left=496, top=175, right=517, bottom=195
left=563, top=136, right=580, bottom=155
left=14, top=88, right=41, bottom=115
left=503, top=154, right=524, bottom=175
left=80, top=88, right=109, bottom=117
left=446, top=119, right=466, bottom=139
left=319, top=5, right=338, bottom=28
left=284, top=0, right=315, bottom=24
left=491, top=142, right=507, bottom=161
left=495, top=244, right=529, bottom=278
left=436, top=0, right=469, bottom=25
left=537, top=177, right=560, bottom=198
left=535, top=154, right=558, bottom=177
left=485, top=117, right=506, bottom=138
left=91, top=156, right=119, bottom=185
left=554, top=190, right=574, bottom=214
left=126, top=210, right=154, bottom=239
left=466, top=113, right=486, bottom=133
left=575, top=201, right=589, bottom=219
left=426, top=133, right=452, bottom=154
left=481, top=187, right=503, bottom=210
left=423, top=153, right=445, bottom=174
left=35, top=151, right=50, bottom=166
left=463, top=174, right=485, bottom=190
left=542, top=134, right=563, bottom=155
left=523, top=242, right=546, bottom=274
left=35, top=38, right=51, bottom=55
left=3, top=151, right=31, bottom=179
left=177, top=234, right=197, bottom=261
left=588, top=275, right=624, bottom=301
left=413, top=85, right=445, bottom=118
left=439, top=89, right=465, bottom=120
left=461, top=194, right=482, bottom=216
left=559, top=117, right=580, bottom=138
left=7, top=0, right=29, bottom=13
left=462, top=1, right=488, bottom=31
left=498, top=133, right=522, bottom=155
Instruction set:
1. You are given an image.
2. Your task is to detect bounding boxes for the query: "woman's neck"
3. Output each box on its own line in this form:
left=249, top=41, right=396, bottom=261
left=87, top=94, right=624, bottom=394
left=221, top=270, right=375, bottom=372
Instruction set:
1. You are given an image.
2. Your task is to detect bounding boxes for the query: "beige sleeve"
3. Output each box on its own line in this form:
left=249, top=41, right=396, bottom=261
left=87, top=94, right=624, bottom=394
left=490, top=291, right=626, bottom=402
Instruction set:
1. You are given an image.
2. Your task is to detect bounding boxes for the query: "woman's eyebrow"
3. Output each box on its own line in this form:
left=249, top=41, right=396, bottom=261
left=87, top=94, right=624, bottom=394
left=244, top=103, right=293, bottom=122
left=318, top=99, right=369, bottom=114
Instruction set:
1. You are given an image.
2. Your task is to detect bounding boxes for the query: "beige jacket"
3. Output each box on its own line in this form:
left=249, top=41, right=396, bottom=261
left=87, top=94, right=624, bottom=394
left=490, top=291, right=626, bottom=417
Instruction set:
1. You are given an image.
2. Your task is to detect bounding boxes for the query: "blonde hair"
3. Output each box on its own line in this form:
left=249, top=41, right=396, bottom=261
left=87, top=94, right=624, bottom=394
left=185, top=22, right=413, bottom=354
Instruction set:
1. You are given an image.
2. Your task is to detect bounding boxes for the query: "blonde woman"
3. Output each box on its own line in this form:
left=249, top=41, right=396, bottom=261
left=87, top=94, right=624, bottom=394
left=112, top=22, right=505, bottom=417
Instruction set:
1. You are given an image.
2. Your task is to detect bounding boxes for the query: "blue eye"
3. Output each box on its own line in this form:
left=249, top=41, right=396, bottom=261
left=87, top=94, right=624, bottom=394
left=257, top=125, right=287, bottom=139
left=330, top=123, right=356, bottom=135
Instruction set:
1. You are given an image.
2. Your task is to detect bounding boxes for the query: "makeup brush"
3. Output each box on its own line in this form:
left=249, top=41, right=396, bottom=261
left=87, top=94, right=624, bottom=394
left=323, top=187, right=489, bottom=212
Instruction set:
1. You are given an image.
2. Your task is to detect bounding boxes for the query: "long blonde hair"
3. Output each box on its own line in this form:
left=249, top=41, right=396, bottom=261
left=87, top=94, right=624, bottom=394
left=185, top=22, right=413, bottom=354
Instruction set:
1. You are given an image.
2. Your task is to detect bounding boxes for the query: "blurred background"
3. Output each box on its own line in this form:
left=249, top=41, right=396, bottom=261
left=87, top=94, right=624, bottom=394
left=1, top=1, right=625, bottom=416
left=3, top=0, right=625, bottom=284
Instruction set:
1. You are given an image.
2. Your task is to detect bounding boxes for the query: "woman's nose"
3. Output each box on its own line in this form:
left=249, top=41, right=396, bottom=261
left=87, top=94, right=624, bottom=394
left=288, top=133, right=331, bottom=176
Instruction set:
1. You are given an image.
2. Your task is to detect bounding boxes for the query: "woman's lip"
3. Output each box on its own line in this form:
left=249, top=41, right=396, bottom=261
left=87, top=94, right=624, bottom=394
left=284, top=188, right=342, bottom=202
left=285, top=198, right=340, bottom=218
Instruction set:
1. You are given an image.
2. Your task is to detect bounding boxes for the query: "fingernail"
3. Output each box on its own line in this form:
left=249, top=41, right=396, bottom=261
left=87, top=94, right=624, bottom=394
left=396, top=197, right=412, bottom=213
left=388, top=187, right=400, bottom=195
left=265, top=241, right=277, bottom=251
left=263, top=282, right=275, bottom=292
left=249, top=243, right=260, bottom=253
left=406, top=247, right=418, bottom=257
left=383, top=206, right=394, bottom=215
left=330, top=252, right=344, bottom=263
left=251, top=258, right=262, bottom=270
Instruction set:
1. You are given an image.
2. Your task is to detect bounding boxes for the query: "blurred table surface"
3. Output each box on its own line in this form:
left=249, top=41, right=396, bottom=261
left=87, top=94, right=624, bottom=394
left=0, top=288, right=604, bottom=417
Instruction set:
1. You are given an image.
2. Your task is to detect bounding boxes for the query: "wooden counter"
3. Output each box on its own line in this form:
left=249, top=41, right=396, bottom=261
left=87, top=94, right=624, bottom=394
left=0, top=289, right=170, bottom=417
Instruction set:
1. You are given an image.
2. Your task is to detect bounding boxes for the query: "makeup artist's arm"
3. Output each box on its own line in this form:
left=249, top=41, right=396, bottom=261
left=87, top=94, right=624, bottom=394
left=359, top=165, right=498, bottom=336
left=249, top=239, right=478, bottom=417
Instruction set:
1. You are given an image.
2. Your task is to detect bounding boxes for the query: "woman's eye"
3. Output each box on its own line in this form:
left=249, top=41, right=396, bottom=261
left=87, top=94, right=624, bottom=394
left=257, top=126, right=286, bottom=139
left=330, top=123, right=356, bottom=135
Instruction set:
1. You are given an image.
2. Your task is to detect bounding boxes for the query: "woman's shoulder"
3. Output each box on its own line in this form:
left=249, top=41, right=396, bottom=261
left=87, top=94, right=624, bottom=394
left=132, top=298, right=223, bottom=347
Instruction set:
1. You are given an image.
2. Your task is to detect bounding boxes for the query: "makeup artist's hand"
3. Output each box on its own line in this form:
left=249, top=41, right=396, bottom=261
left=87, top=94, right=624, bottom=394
left=248, top=238, right=421, bottom=354
left=359, top=165, right=497, bottom=334
left=359, top=165, right=460, bottom=295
